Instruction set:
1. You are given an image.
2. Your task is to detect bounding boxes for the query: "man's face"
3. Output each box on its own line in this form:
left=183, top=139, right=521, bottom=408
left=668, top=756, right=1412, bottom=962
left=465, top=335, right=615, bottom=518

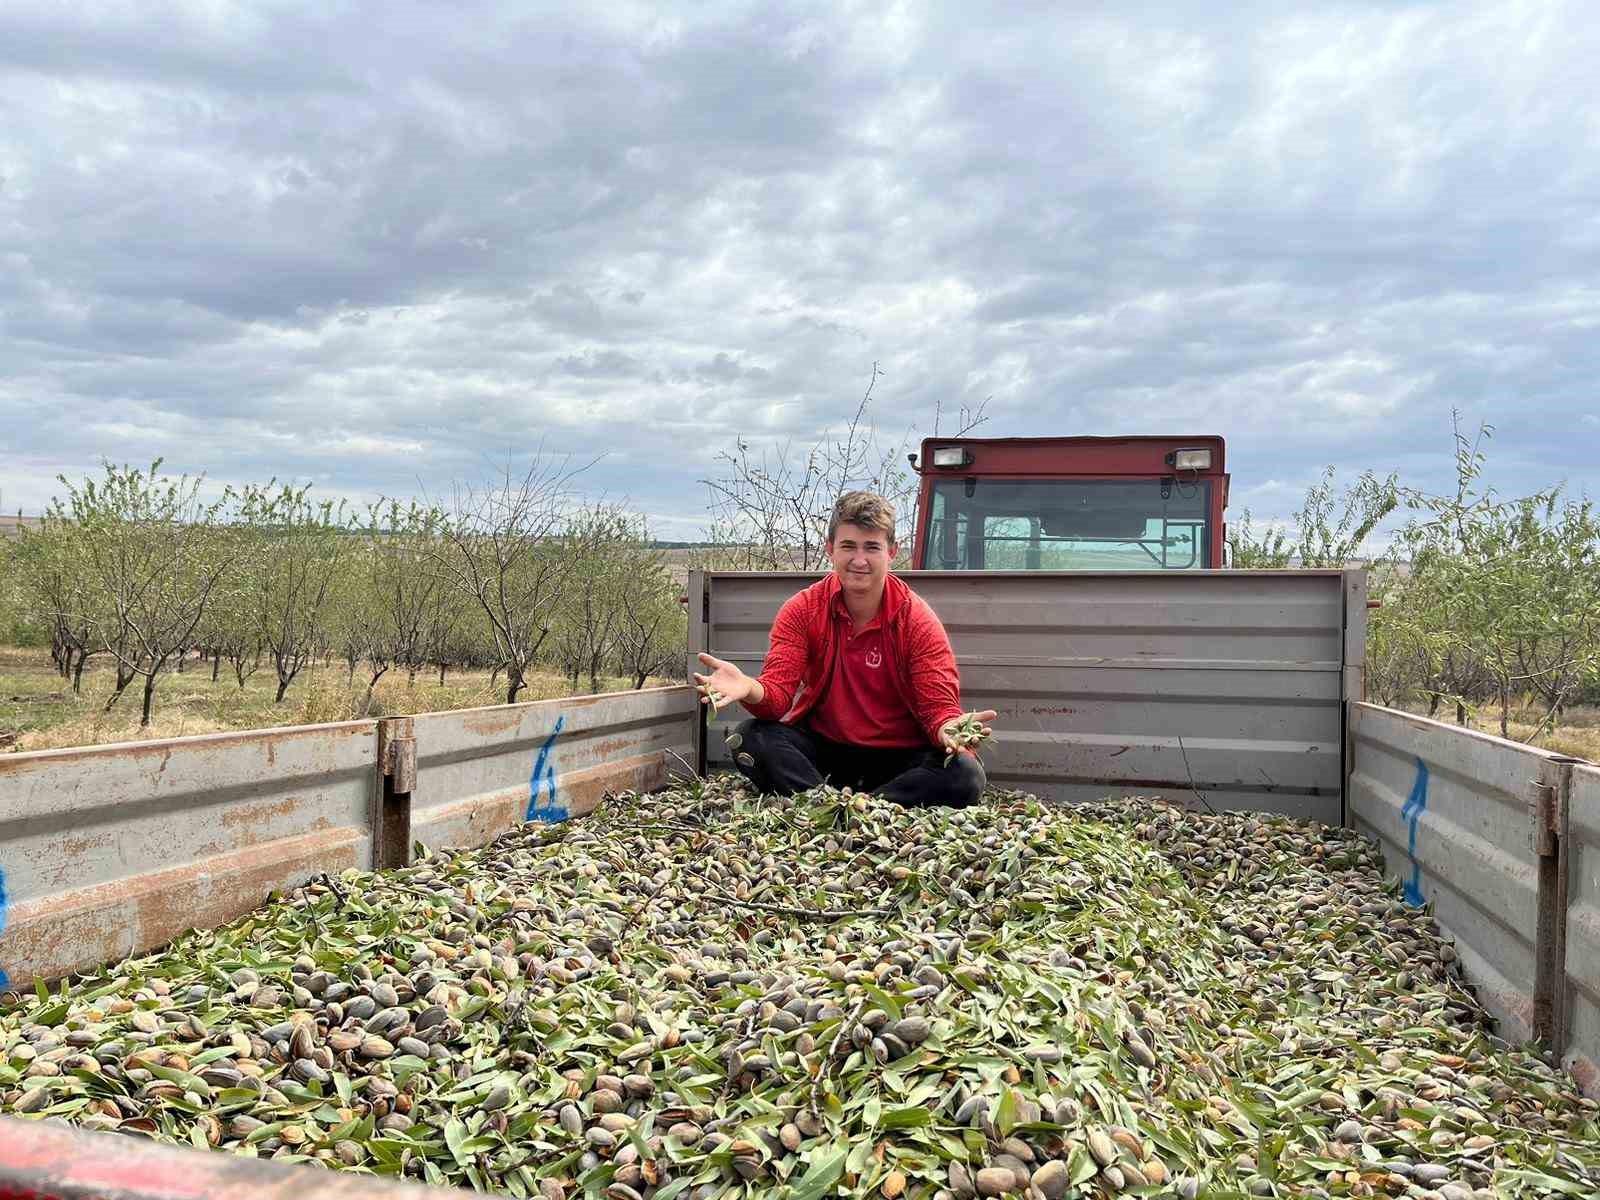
left=827, top=521, right=896, bottom=600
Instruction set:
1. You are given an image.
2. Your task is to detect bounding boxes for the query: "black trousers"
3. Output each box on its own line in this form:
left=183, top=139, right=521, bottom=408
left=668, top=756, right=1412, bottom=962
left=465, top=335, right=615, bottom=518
left=727, top=719, right=985, bottom=808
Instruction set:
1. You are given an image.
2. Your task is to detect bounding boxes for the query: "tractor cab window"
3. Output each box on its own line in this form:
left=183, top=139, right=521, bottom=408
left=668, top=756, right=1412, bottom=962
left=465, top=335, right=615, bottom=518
left=925, top=478, right=1212, bottom=570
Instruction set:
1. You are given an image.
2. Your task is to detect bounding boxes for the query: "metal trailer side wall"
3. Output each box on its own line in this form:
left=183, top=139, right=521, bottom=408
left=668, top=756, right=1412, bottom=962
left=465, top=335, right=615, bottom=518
left=408, top=687, right=697, bottom=851
left=1567, top=762, right=1600, bottom=1095
left=1347, top=703, right=1548, bottom=1045
left=0, top=722, right=376, bottom=993
left=0, top=689, right=697, bottom=994
left=1348, top=702, right=1599, bottom=1098
left=0, top=1114, right=474, bottom=1200
left=690, top=569, right=1354, bottom=823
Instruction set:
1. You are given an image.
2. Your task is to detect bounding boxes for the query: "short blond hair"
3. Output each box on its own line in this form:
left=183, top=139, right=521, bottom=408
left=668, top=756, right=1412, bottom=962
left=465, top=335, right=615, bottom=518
left=827, top=490, right=897, bottom=543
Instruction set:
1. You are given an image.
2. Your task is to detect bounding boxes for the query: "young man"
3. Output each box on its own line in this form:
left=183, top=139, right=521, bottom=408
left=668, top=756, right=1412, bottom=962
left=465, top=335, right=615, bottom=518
left=692, top=490, right=996, bottom=807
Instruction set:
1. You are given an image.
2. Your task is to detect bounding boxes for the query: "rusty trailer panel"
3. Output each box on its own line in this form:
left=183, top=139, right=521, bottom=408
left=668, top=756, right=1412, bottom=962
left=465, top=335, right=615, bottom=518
left=0, top=722, right=375, bottom=993
left=407, top=687, right=697, bottom=853
left=0, top=1112, right=472, bottom=1199
left=1566, top=761, right=1600, bottom=1097
left=693, top=570, right=1354, bottom=821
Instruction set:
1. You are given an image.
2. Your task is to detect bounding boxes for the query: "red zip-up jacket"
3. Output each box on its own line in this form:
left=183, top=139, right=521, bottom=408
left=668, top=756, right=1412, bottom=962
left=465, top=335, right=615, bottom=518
left=741, top=572, right=964, bottom=748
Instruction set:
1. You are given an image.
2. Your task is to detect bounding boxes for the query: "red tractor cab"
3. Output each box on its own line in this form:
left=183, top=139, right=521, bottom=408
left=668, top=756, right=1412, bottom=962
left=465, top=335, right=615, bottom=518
left=910, top=436, right=1229, bottom=571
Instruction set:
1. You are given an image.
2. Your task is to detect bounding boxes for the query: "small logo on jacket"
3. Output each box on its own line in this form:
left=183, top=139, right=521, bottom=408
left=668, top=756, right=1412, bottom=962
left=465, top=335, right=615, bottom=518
left=864, top=649, right=883, bottom=669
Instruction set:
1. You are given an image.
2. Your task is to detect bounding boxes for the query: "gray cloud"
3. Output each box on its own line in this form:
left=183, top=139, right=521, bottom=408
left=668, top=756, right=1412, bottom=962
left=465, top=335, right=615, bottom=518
left=2, top=0, right=1598, bottom=540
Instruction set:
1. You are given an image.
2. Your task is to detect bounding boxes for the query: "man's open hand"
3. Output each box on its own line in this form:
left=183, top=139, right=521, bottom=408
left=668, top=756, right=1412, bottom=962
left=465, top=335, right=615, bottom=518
left=692, top=652, right=756, bottom=713
left=939, top=710, right=998, bottom=756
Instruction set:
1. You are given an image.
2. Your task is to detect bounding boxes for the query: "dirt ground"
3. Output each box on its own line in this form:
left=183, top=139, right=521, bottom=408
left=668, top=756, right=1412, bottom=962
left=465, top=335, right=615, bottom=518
left=0, top=646, right=674, bottom=752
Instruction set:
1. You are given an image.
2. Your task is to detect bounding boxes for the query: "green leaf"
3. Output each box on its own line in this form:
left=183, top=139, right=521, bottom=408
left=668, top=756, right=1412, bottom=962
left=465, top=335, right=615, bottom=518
left=881, top=1106, right=932, bottom=1130
left=32, top=1001, right=69, bottom=1027
left=787, top=1146, right=847, bottom=1200
left=864, top=984, right=902, bottom=1020
left=1497, top=1169, right=1593, bottom=1197
left=994, top=1086, right=1017, bottom=1137
left=146, top=1062, right=211, bottom=1098
left=444, top=1116, right=470, bottom=1166
left=1068, top=1144, right=1099, bottom=1186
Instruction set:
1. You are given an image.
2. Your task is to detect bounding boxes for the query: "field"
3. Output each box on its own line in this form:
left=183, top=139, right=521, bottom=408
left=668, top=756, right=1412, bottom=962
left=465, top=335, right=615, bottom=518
left=1448, top=701, right=1600, bottom=762
left=0, top=647, right=673, bottom=753
left=4, top=643, right=1597, bottom=764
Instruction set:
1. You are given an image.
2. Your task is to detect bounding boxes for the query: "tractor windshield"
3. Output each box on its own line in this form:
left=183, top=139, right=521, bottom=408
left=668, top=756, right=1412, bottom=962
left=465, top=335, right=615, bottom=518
left=924, top=477, right=1212, bottom=570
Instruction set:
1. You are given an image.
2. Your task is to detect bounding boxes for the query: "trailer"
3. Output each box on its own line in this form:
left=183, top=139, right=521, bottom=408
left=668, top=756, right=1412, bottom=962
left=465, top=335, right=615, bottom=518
left=1, top=568, right=1596, bottom=1196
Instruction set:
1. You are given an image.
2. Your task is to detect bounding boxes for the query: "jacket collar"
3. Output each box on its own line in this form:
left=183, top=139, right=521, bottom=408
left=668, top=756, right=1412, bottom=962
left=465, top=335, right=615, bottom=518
left=820, top=570, right=909, bottom=627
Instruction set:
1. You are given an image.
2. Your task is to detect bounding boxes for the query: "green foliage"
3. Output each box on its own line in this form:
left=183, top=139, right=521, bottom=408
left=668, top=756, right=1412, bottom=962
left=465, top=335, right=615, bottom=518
left=8, top=455, right=689, bottom=733
left=48, top=460, right=235, bottom=725
left=234, top=482, right=349, bottom=702
left=1367, top=415, right=1600, bottom=739
left=1227, top=467, right=1398, bottom=568
left=1230, top=417, right=1599, bottom=746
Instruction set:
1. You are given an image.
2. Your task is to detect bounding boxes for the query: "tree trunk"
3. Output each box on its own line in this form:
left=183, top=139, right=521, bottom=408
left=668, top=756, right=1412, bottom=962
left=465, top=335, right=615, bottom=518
left=140, top=673, right=157, bottom=727
left=275, top=675, right=292, bottom=703
left=72, top=653, right=87, bottom=694
left=105, top=666, right=135, bottom=712
left=211, top=655, right=222, bottom=682
left=1456, top=700, right=1467, bottom=726
left=1499, top=684, right=1510, bottom=738
left=361, top=667, right=389, bottom=717
left=506, top=668, right=523, bottom=705
left=408, top=667, right=417, bottom=686
left=633, top=670, right=647, bottom=689
left=1426, top=692, right=1440, bottom=718
left=346, top=659, right=357, bottom=685
left=176, top=650, right=186, bottom=674
left=438, top=662, right=447, bottom=685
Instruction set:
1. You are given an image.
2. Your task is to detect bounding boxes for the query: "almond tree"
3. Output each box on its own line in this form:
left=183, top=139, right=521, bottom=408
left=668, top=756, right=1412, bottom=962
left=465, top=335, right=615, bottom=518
left=59, top=461, right=235, bottom=726
left=552, top=507, right=639, bottom=690
left=614, top=556, right=685, bottom=689
left=699, top=364, right=988, bottom=570
left=236, top=483, right=348, bottom=703
left=437, top=456, right=592, bottom=705
left=12, top=515, right=98, bottom=693
left=1227, top=466, right=1398, bottom=568
left=352, top=500, right=450, bottom=715
left=195, top=521, right=267, bottom=689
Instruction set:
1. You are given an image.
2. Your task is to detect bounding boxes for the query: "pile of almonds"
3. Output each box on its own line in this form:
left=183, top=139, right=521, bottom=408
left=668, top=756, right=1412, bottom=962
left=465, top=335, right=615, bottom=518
left=3, top=777, right=1597, bottom=1200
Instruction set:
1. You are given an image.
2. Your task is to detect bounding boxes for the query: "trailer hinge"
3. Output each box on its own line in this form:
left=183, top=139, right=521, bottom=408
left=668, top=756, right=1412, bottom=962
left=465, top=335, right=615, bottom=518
left=384, top=735, right=417, bottom=794
left=1531, top=781, right=1561, bottom=857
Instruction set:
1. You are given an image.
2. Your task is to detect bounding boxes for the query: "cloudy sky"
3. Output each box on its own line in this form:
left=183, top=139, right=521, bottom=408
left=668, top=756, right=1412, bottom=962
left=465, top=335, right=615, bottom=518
left=2, top=1, right=1597, bottom=539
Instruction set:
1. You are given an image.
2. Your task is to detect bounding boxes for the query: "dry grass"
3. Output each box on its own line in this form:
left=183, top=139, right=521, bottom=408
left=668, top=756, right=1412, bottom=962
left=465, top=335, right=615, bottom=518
left=1404, top=697, right=1600, bottom=763
left=0, top=647, right=673, bottom=752
left=6, top=644, right=1597, bottom=763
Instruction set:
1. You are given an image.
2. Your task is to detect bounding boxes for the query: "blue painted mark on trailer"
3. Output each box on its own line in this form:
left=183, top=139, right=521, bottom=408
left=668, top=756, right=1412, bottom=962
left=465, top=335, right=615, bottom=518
left=1401, top=757, right=1430, bottom=906
left=0, top=865, right=10, bottom=991
left=526, top=715, right=568, bottom=823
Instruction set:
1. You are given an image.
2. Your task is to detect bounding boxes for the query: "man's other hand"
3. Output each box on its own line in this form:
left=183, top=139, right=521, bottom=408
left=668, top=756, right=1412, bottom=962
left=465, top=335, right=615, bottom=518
left=939, top=710, right=997, bottom=755
left=693, top=653, right=758, bottom=711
